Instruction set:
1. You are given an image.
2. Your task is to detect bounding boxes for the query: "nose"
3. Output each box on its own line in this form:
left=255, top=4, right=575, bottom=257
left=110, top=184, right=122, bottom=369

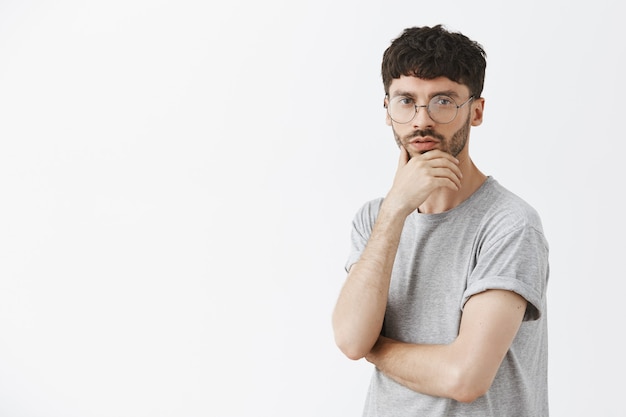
left=412, top=104, right=435, bottom=129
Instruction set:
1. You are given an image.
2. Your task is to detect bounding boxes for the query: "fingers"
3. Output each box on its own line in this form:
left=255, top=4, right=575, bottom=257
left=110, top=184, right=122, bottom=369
left=430, top=167, right=462, bottom=190
left=420, top=149, right=459, bottom=165
left=413, top=150, right=462, bottom=181
left=388, top=149, right=464, bottom=214
left=412, top=150, right=463, bottom=190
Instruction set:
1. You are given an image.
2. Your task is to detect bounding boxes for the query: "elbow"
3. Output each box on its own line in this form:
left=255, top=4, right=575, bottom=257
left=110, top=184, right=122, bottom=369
left=334, top=334, right=369, bottom=361
left=445, top=367, right=492, bottom=403
left=450, top=386, right=488, bottom=404
left=332, top=316, right=375, bottom=361
left=340, top=347, right=367, bottom=361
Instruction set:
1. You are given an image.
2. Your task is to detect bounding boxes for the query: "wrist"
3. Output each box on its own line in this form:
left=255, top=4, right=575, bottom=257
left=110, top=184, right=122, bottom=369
left=380, top=197, right=415, bottom=220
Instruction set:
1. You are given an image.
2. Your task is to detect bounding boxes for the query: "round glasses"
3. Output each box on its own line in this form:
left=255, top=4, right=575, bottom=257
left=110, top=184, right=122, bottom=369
left=386, top=95, right=474, bottom=124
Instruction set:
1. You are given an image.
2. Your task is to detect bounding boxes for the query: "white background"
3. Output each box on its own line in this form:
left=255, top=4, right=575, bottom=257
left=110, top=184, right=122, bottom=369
left=0, top=1, right=624, bottom=416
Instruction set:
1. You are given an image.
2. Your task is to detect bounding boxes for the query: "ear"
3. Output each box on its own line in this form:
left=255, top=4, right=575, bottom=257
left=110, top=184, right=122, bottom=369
left=384, top=96, right=392, bottom=126
left=471, top=97, right=485, bottom=127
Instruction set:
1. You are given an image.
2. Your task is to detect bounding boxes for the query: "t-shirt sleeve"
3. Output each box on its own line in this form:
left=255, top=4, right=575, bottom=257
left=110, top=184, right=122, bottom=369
left=345, top=198, right=383, bottom=273
left=462, top=224, right=549, bottom=321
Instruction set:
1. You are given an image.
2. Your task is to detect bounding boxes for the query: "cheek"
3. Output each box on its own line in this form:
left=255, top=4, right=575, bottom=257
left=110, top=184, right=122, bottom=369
left=393, top=135, right=402, bottom=148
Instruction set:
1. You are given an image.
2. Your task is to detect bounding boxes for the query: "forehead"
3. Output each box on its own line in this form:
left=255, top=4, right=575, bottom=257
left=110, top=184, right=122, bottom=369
left=388, top=75, right=469, bottom=98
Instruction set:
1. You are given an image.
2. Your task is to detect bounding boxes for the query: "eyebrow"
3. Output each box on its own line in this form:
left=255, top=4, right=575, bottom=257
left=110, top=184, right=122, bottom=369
left=389, top=90, right=416, bottom=99
left=389, top=89, right=461, bottom=99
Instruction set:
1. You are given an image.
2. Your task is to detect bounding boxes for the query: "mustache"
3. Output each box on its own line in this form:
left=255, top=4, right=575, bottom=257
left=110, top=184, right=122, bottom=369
left=407, top=129, right=445, bottom=142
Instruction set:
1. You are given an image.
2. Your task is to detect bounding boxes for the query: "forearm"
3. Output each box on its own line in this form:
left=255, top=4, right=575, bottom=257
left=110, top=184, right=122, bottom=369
left=333, top=149, right=463, bottom=360
left=332, top=205, right=407, bottom=360
left=366, top=337, right=460, bottom=399
left=365, top=291, right=527, bottom=402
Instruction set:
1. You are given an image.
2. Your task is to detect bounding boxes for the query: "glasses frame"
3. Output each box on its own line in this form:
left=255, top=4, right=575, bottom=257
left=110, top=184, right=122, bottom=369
left=386, top=94, right=475, bottom=124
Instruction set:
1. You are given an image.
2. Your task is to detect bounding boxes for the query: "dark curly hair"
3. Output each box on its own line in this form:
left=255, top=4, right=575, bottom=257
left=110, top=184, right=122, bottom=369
left=381, top=25, right=487, bottom=98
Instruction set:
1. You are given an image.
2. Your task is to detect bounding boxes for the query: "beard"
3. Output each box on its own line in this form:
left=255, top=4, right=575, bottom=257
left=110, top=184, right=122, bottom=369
left=393, top=112, right=472, bottom=158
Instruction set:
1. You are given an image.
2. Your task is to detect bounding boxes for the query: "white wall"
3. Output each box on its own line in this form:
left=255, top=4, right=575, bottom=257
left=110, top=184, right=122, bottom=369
left=0, top=1, right=623, bottom=416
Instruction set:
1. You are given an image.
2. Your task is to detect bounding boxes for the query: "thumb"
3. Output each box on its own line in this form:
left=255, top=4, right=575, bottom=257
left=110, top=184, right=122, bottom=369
left=397, top=145, right=409, bottom=169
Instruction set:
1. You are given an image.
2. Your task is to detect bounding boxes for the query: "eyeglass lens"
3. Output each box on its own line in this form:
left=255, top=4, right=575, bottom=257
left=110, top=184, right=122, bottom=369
left=387, top=95, right=463, bottom=124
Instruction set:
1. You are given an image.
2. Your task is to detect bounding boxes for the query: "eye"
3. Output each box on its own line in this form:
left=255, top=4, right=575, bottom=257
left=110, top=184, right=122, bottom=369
left=432, top=95, right=454, bottom=106
left=396, top=97, right=414, bottom=106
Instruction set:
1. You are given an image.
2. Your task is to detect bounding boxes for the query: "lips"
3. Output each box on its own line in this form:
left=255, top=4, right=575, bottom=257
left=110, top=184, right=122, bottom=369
left=408, top=137, right=439, bottom=153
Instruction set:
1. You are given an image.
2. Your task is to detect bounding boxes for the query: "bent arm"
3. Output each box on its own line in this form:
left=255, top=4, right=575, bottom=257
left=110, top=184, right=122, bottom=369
left=365, top=289, right=527, bottom=402
left=331, top=205, right=407, bottom=360
left=333, top=148, right=463, bottom=360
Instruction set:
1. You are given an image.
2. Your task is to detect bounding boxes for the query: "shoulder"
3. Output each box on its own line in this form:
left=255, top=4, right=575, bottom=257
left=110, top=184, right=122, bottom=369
left=479, top=178, right=545, bottom=234
left=473, top=179, right=549, bottom=254
left=353, top=197, right=384, bottom=221
left=348, top=197, right=384, bottom=237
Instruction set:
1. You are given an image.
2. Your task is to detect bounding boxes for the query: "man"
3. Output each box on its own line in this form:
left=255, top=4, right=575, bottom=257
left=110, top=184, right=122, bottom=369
left=332, top=25, right=549, bottom=416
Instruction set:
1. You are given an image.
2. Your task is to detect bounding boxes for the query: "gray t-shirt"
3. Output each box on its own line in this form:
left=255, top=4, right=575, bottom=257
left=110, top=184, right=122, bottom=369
left=346, top=177, right=549, bottom=417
